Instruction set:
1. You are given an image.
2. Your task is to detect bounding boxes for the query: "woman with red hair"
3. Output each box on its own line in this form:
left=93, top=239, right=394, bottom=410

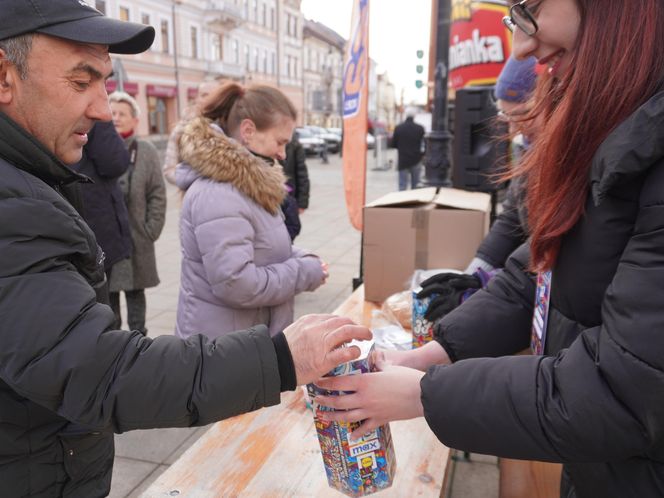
left=315, top=1, right=664, bottom=496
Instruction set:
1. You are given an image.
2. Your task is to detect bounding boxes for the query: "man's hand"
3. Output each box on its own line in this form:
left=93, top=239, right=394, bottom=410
left=313, top=363, right=425, bottom=439
left=284, top=314, right=372, bottom=386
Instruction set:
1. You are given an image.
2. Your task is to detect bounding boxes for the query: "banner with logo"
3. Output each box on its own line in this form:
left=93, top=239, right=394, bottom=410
left=342, top=0, right=370, bottom=231
left=449, top=0, right=510, bottom=89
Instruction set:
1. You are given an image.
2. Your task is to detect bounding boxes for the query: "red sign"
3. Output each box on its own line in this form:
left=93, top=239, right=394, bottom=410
left=105, top=80, right=139, bottom=95
left=187, top=87, right=199, bottom=100
left=449, top=0, right=511, bottom=89
left=146, top=84, right=178, bottom=98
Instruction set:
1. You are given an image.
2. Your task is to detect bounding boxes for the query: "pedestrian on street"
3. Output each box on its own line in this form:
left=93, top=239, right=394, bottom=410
left=108, top=91, right=167, bottom=336
left=280, top=132, right=311, bottom=241
left=71, top=120, right=132, bottom=289
left=315, top=2, right=664, bottom=497
left=390, top=108, right=425, bottom=190
left=0, top=3, right=370, bottom=496
left=175, top=82, right=329, bottom=339
left=163, top=78, right=222, bottom=185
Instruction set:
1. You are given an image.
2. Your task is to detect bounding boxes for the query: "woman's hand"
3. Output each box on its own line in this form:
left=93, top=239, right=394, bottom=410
left=313, top=364, right=426, bottom=440
left=379, top=341, right=451, bottom=371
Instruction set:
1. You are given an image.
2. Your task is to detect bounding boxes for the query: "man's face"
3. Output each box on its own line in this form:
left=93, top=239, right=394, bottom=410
left=0, top=34, right=113, bottom=164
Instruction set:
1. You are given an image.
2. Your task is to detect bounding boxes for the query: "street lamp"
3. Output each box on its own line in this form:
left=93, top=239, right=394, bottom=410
left=171, top=0, right=182, bottom=119
left=424, top=0, right=452, bottom=187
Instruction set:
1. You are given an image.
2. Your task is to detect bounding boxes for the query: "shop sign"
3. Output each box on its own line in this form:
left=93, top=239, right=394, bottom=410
left=146, top=84, right=178, bottom=98
left=449, top=0, right=511, bottom=89
left=105, top=80, right=139, bottom=95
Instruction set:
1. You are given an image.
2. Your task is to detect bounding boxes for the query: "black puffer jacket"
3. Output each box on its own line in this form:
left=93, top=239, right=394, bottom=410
left=71, top=120, right=132, bottom=270
left=0, top=113, right=283, bottom=497
left=421, top=90, right=664, bottom=498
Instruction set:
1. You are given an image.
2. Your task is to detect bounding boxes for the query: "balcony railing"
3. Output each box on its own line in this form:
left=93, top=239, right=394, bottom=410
left=207, top=60, right=245, bottom=79
left=206, top=1, right=244, bottom=30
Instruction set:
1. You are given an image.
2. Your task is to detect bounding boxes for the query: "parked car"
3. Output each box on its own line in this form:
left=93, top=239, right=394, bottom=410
left=294, top=127, right=325, bottom=156
left=305, top=125, right=342, bottom=154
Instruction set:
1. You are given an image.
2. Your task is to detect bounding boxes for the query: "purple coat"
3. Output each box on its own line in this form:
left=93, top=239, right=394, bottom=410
left=175, top=118, right=325, bottom=338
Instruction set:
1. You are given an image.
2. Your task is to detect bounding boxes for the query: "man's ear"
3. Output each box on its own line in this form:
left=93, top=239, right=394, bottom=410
left=0, top=51, right=15, bottom=105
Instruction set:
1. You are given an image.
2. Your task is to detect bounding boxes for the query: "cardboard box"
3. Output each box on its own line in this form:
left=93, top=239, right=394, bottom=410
left=308, top=341, right=397, bottom=497
left=363, top=187, right=491, bottom=302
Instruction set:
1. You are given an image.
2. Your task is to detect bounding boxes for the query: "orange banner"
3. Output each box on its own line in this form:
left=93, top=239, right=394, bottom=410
left=342, top=0, right=370, bottom=231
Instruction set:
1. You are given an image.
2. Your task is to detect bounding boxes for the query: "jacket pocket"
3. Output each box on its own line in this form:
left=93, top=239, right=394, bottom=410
left=58, top=430, right=114, bottom=485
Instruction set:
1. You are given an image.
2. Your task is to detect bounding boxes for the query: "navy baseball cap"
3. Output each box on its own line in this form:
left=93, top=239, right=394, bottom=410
left=0, top=0, right=155, bottom=54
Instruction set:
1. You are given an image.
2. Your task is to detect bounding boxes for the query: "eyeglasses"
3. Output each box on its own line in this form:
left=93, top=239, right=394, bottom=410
left=502, top=0, right=539, bottom=36
left=496, top=107, right=531, bottom=122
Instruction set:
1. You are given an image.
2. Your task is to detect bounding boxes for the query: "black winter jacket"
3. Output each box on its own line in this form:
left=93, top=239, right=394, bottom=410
left=421, top=90, right=664, bottom=498
left=72, top=120, right=132, bottom=270
left=390, top=117, right=425, bottom=170
left=474, top=175, right=528, bottom=269
left=280, top=139, right=310, bottom=209
left=0, top=113, right=285, bottom=497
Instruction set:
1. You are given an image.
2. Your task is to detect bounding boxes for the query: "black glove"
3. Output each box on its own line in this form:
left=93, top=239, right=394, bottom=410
left=416, top=272, right=482, bottom=322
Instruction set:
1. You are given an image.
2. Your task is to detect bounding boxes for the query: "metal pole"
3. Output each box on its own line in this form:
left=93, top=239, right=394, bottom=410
left=172, top=1, right=182, bottom=119
left=424, top=0, right=452, bottom=187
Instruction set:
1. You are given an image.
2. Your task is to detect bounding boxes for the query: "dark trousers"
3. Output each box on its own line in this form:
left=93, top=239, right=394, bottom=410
left=109, top=289, right=147, bottom=335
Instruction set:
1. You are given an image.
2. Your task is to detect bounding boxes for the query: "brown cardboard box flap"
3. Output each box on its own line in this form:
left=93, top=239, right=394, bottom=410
left=433, top=188, right=491, bottom=212
left=365, top=187, right=437, bottom=208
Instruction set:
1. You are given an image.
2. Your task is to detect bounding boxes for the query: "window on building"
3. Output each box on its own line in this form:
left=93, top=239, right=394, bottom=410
left=253, top=48, right=259, bottom=72
left=141, top=13, right=150, bottom=25
left=95, top=0, right=106, bottom=14
left=271, top=52, right=276, bottom=74
left=262, top=3, right=267, bottom=26
left=243, top=0, right=249, bottom=18
left=270, top=7, right=275, bottom=30
left=233, top=40, right=239, bottom=64
left=190, top=26, right=198, bottom=59
left=119, top=6, right=130, bottom=21
left=212, top=34, right=222, bottom=61
left=245, top=45, right=250, bottom=70
left=293, top=17, right=298, bottom=37
left=253, top=0, right=258, bottom=22
left=293, top=57, right=298, bottom=78
left=161, top=20, right=169, bottom=54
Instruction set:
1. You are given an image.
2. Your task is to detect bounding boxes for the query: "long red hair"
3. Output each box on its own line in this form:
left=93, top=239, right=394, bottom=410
left=515, top=0, right=664, bottom=271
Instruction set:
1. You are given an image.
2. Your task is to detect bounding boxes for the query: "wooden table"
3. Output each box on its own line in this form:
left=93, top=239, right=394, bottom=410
left=143, top=286, right=450, bottom=497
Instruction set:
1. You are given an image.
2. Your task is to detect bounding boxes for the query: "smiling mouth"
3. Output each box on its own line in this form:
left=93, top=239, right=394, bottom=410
left=539, top=50, right=565, bottom=75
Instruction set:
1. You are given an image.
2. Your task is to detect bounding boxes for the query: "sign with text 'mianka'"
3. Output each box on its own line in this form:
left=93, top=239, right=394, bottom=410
left=449, top=0, right=511, bottom=89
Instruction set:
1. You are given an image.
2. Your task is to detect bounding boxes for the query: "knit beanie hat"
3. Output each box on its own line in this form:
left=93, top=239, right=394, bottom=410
left=494, top=56, right=537, bottom=103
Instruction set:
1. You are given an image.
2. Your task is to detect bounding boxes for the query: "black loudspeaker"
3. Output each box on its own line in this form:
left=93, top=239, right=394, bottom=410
left=452, top=86, right=508, bottom=193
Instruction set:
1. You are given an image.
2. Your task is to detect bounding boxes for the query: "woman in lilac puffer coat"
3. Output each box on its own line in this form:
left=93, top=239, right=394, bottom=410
left=175, top=83, right=327, bottom=339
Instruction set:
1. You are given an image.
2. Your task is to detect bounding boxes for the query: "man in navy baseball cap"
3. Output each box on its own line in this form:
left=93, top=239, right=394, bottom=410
left=0, top=5, right=371, bottom=497
left=1, top=0, right=155, bottom=54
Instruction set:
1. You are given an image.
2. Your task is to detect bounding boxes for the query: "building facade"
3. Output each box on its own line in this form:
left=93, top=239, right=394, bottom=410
left=94, top=0, right=307, bottom=136
left=302, top=19, right=345, bottom=128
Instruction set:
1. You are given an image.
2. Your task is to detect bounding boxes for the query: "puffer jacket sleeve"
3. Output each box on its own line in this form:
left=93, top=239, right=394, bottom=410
left=192, top=188, right=324, bottom=308
left=474, top=179, right=527, bottom=269
left=421, top=162, right=664, bottom=463
left=0, top=182, right=281, bottom=433
left=434, top=242, right=534, bottom=362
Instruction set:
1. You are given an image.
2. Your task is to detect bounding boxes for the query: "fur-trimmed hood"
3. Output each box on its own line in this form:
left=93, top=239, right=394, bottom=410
left=177, top=117, right=286, bottom=214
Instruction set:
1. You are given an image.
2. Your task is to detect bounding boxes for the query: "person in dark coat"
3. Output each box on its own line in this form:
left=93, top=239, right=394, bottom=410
left=0, top=4, right=371, bottom=497
left=280, top=134, right=310, bottom=240
left=419, top=56, right=538, bottom=322
left=314, top=2, right=664, bottom=497
left=390, top=108, right=425, bottom=190
left=108, top=91, right=166, bottom=335
left=71, top=120, right=132, bottom=277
